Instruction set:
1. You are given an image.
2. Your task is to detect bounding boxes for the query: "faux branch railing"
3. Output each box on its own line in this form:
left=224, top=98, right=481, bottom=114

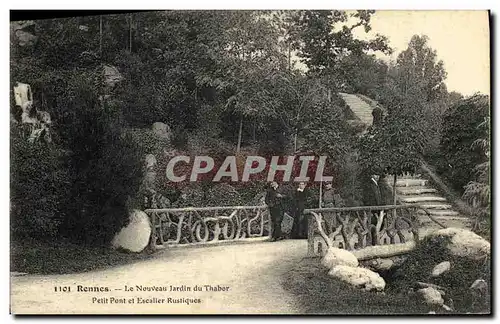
left=305, top=205, right=439, bottom=257
left=144, top=206, right=270, bottom=248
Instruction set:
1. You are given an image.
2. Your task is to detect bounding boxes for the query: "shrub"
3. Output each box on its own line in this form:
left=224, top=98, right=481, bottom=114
left=10, top=123, right=72, bottom=240
left=440, top=94, right=489, bottom=193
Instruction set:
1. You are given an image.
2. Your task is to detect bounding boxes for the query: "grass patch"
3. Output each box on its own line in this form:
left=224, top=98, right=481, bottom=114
left=11, top=238, right=155, bottom=275
left=282, top=258, right=430, bottom=315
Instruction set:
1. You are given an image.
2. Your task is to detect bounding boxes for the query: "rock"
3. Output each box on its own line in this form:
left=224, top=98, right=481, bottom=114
left=111, top=210, right=151, bottom=253
left=369, top=258, right=394, bottom=272
left=322, top=247, right=359, bottom=269
left=417, top=287, right=444, bottom=307
left=470, top=279, right=488, bottom=295
left=104, top=65, right=124, bottom=87
left=145, top=154, right=157, bottom=170
left=79, top=25, right=89, bottom=31
left=328, top=265, right=385, bottom=291
left=427, top=311, right=436, bottom=314
left=431, top=261, right=451, bottom=277
left=151, top=122, right=171, bottom=141
left=425, top=227, right=490, bottom=261
left=442, top=304, right=453, bottom=312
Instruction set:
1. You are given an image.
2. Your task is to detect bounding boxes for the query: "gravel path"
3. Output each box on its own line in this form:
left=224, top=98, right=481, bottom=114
left=10, top=240, right=308, bottom=314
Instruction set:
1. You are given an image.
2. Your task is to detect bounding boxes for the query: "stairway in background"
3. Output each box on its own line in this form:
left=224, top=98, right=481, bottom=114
left=339, top=92, right=473, bottom=236
left=339, top=92, right=374, bottom=125
left=390, top=173, right=472, bottom=236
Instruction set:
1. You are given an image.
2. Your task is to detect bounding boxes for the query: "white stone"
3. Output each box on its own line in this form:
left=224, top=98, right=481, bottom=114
left=145, top=154, right=157, bottom=170
left=152, top=122, right=171, bottom=140
left=103, top=65, right=123, bottom=87
left=426, top=228, right=490, bottom=260
left=328, top=265, right=385, bottom=291
left=321, top=247, right=359, bottom=269
left=431, top=261, right=451, bottom=277
left=470, top=279, right=488, bottom=295
left=111, top=210, right=151, bottom=253
left=417, top=287, right=444, bottom=307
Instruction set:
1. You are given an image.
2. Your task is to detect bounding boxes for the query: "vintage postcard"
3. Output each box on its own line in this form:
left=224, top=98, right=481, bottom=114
left=9, top=9, right=491, bottom=315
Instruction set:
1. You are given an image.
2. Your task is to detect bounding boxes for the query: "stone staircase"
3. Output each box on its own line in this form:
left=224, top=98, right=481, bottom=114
left=390, top=174, right=472, bottom=236
left=339, top=92, right=373, bottom=125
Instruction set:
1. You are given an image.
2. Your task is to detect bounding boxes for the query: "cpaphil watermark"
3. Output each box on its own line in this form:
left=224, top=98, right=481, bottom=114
left=165, top=155, right=334, bottom=183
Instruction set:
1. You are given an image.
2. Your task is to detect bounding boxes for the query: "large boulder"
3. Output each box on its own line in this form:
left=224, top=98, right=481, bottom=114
left=111, top=210, right=152, bottom=253
left=425, top=227, right=489, bottom=260
left=321, top=247, right=359, bottom=269
left=328, top=265, right=386, bottom=291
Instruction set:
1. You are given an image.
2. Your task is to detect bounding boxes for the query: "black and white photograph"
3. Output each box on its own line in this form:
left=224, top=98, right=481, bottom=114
left=8, top=8, right=491, bottom=315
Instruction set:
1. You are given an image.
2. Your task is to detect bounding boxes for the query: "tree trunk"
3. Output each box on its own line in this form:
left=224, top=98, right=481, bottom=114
left=99, top=16, right=103, bottom=56
left=393, top=174, right=397, bottom=217
left=327, top=88, right=332, bottom=103
left=288, top=44, right=292, bottom=71
left=353, top=241, right=416, bottom=261
left=293, top=132, right=297, bottom=153
left=319, top=176, right=323, bottom=208
left=129, top=14, right=133, bottom=52
left=236, top=117, right=243, bottom=153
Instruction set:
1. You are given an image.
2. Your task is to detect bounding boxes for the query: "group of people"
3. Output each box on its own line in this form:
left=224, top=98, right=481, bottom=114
left=265, top=181, right=345, bottom=242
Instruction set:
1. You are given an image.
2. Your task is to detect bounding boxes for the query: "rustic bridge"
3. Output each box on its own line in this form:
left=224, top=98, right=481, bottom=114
left=144, top=204, right=449, bottom=258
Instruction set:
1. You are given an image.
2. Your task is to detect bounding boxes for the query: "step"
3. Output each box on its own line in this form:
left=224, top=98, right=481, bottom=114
left=417, top=209, right=460, bottom=217
left=416, top=203, right=453, bottom=210
left=400, top=195, right=447, bottom=203
left=395, top=179, right=429, bottom=187
left=397, top=187, right=438, bottom=195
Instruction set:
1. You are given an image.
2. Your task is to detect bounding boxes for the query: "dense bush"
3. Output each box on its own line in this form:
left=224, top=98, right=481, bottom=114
left=59, top=83, right=145, bottom=245
left=10, top=124, right=72, bottom=240
left=439, top=94, right=489, bottom=193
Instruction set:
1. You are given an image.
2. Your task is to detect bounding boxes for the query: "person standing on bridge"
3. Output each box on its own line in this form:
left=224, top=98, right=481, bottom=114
left=291, top=182, right=308, bottom=239
left=265, top=181, right=286, bottom=242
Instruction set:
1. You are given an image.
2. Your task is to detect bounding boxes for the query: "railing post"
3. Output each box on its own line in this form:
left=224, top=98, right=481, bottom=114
left=307, top=213, right=315, bottom=257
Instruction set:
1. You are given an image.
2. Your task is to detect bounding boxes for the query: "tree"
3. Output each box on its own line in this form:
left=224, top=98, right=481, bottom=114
left=296, top=10, right=392, bottom=93
left=358, top=98, right=427, bottom=206
left=441, top=94, right=490, bottom=193
left=380, top=35, right=449, bottom=155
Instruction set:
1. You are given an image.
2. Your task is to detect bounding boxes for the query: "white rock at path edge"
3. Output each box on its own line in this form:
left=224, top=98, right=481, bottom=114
left=111, top=210, right=151, bottom=253
left=328, top=265, right=385, bottom=291
left=321, top=247, right=358, bottom=269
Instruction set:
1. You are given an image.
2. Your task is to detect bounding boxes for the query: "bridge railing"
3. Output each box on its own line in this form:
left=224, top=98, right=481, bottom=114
left=144, top=206, right=270, bottom=249
left=305, top=205, right=432, bottom=257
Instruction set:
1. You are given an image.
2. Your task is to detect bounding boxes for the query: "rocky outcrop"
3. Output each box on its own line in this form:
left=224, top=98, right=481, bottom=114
left=11, top=21, right=37, bottom=47
left=111, top=210, right=152, bottom=253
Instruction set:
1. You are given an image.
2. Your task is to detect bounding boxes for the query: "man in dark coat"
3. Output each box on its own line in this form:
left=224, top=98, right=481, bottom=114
left=265, top=181, right=286, bottom=241
left=291, top=182, right=308, bottom=239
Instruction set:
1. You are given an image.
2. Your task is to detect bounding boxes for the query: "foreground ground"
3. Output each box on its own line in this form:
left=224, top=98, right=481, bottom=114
left=11, top=239, right=428, bottom=315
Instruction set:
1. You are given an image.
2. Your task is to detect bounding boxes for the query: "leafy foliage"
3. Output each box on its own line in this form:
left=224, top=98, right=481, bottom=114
left=440, top=94, right=490, bottom=193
